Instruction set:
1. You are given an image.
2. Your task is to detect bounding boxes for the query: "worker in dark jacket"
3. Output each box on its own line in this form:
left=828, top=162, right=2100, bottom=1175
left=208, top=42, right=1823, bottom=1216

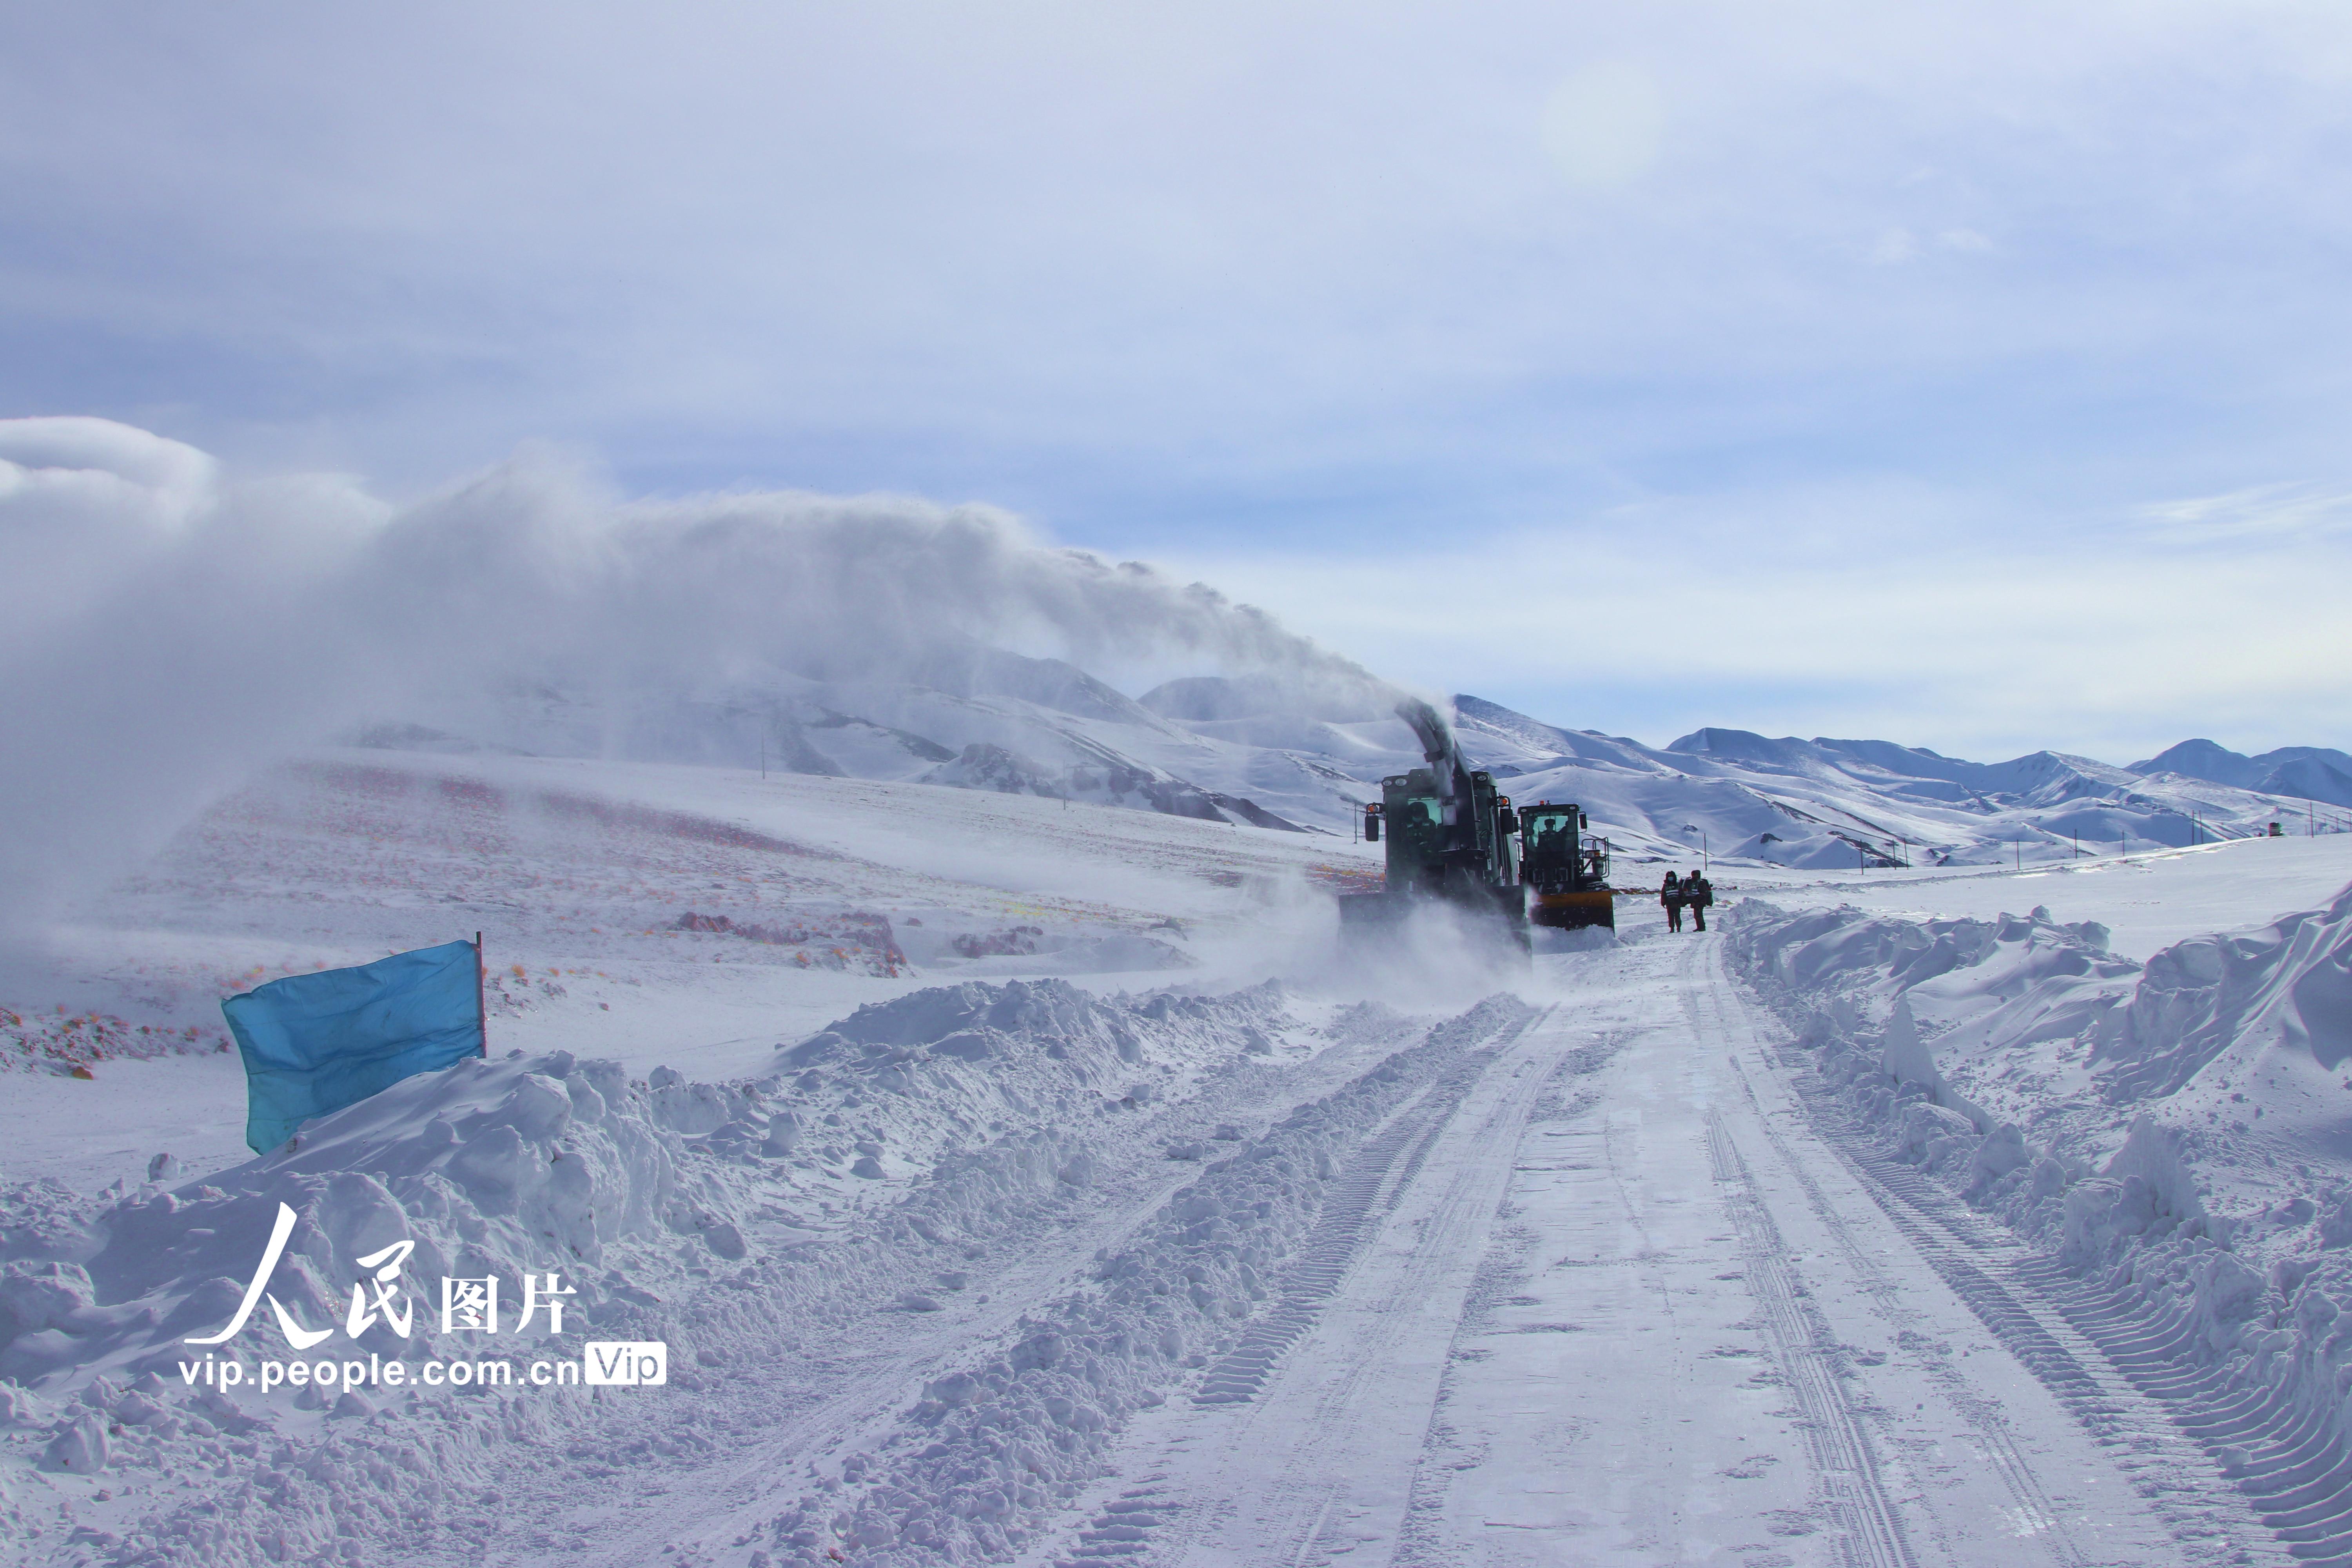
left=1686, top=870, right=1714, bottom=931
left=1661, top=871, right=1684, bottom=933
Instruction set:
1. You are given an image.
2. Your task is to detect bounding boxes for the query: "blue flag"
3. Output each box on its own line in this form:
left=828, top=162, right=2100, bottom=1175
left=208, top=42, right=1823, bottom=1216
left=221, top=940, right=483, bottom=1153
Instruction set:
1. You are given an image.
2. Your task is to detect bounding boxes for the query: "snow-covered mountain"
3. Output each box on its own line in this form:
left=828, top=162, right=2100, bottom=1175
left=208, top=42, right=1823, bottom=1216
left=2128, top=738, right=2352, bottom=809
left=1451, top=697, right=2344, bottom=869
left=356, top=660, right=2344, bottom=871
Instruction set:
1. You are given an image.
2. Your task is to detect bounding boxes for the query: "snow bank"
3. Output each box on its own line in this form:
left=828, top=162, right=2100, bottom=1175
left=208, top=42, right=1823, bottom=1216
left=1730, top=897, right=2138, bottom=1135
left=0, top=979, right=1290, bottom=1393
left=0, top=975, right=1318, bottom=1564
left=1, top=1050, right=685, bottom=1392
left=1726, top=884, right=2352, bottom=1532
left=2102, top=880, right=2352, bottom=1100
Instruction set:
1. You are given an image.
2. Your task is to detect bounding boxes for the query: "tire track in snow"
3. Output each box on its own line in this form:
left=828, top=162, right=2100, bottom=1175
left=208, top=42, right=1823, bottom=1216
left=1706, top=1106, right=1919, bottom=1568
left=1042, top=1007, right=1559, bottom=1568
left=1381, top=1033, right=1624, bottom=1568
left=2013, top=1257, right=2352, bottom=1567
left=1192, top=1024, right=1549, bottom=1568
left=1827, top=1145, right=2301, bottom=1565
left=1053, top=1064, right=1489, bottom=1563
left=1706, top=943, right=2295, bottom=1566
left=1682, top=953, right=2090, bottom=1567
left=469, top=1007, right=1437, bottom=1568
left=1190, top=1041, right=1506, bottom=1408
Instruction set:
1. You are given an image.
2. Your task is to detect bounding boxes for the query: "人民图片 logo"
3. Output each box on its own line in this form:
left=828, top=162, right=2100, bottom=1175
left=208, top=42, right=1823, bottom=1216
left=179, top=1201, right=665, bottom=1394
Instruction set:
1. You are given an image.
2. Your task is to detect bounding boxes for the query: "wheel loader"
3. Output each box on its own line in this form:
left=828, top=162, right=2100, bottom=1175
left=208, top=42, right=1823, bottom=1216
left=1517, top=802, right=1615, bottom=931
left=1338, top=700, right=1615, bottom=946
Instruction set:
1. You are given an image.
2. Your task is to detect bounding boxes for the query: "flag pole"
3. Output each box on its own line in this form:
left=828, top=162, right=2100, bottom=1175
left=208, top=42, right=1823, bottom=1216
left=475, top=931, right=487, bottom=1058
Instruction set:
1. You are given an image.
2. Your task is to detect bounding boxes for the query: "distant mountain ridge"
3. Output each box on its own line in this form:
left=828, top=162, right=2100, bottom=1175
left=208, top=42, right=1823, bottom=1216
left=2127, top=739, right=2352, bottom=810
left=1445, top=701, right=2347, bottom=869
left=353, top=655, right=2347, bottom=870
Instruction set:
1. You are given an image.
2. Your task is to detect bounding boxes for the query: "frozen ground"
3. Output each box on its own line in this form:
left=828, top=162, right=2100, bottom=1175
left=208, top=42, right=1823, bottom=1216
left=4, top=754, right=2352, bottom=1566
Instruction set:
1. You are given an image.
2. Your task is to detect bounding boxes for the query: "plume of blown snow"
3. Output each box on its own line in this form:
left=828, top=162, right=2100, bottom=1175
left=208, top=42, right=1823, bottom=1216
left=0, top=419, right=1394, bottom=935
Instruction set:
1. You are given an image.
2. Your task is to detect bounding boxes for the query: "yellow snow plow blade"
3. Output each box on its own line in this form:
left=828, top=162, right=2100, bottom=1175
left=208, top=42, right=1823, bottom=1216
left=1530, top=888, right=1615, bottom=931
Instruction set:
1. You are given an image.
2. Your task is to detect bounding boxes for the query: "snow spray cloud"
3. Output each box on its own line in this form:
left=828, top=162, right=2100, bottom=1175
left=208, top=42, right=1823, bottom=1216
left=0, top=417, right=1398, bottom=934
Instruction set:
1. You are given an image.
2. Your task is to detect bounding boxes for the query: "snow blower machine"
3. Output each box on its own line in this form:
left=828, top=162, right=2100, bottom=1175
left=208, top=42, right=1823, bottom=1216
left=1339, top=699, right=1534, bottom=952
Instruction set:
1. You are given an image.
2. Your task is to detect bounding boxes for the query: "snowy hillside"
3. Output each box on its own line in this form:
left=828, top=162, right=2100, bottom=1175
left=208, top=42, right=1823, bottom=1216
left=1453, top=695, right=2350, bottom=872
left=360, top=663, right=2351, bottom=878
left=2131, top=738, right=2352, bottom=810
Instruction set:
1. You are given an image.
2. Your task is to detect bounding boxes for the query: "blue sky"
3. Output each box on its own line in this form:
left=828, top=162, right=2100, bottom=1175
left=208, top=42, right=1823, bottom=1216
left=5, top=1, right=2350, bottom=760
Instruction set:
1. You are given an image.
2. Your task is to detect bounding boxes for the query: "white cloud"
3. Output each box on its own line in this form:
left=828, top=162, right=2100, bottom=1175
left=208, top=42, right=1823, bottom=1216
left=1867, top=227, right=1921, bottom=265
left=1540, top=60, right=1666, bottom=189
left=7, top=0, right=2349, bottom=495
left=2139, top=483, right=2352, bottom=543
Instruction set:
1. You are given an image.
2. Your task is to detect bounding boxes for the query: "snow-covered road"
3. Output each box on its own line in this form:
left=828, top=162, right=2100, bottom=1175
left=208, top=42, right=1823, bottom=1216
left=1012, top=936, right=2281, bottom=1568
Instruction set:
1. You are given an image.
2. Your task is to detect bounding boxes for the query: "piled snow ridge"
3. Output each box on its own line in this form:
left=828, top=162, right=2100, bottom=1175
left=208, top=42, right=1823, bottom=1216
left=1728, top=898, right=2138, bottom=1132
left=1, top=1049, right=691, bottom=1394
left=1723, top=897, right=2228, bottom=1236
left=2104, top=880, right=2352, bottom=1102
left=0, top=978, right=1291, bottom=1393
left=747, top=995, right=1536, bottom=1566
left=0, top=977, right=1307, bottom=1565
left=1726, top=887, right=2352, bottom=1508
